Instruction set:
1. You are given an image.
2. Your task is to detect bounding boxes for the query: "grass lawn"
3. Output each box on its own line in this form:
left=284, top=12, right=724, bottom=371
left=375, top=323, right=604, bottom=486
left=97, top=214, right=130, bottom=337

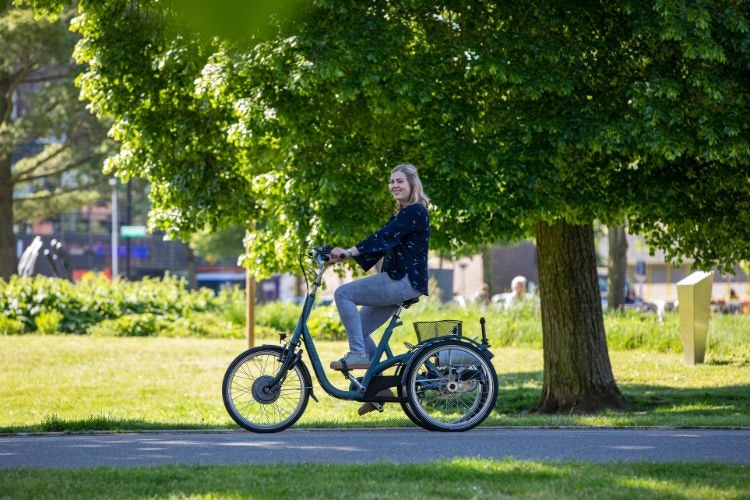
left=3, top=335, right=749, bottom=499
left=2, top=335, right=749, bottom=432
left=1, top=459, right=749, bottom=499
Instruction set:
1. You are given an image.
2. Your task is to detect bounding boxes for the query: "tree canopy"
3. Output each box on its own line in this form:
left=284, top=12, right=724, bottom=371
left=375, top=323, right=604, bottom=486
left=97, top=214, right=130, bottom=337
left=20, top=0, right=750, bottom=412
left=20, top=0, right=747, bottom=277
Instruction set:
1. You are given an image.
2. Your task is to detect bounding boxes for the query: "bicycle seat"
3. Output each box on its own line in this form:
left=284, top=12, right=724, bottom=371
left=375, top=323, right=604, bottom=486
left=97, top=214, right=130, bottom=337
left=401, top=297, right=420, bottom=308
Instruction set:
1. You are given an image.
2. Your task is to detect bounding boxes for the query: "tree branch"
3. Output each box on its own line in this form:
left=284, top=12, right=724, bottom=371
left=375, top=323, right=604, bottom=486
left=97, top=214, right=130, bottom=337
left=1, top=64, right=39, bottom=123
left=23, top=68, right=73, bottom=84
left=11, top=142, right=72, bottom=181
left=14, top=179, right=105, bottom=201
left=14, top=152, right=106, bottom=183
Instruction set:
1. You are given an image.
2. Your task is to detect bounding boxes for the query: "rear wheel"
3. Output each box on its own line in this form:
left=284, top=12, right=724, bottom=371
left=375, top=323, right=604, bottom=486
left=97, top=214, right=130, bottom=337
left=222, top=346, right=310, bottom=433
left=396, top=363, right=435, bottom=430
left=403, top=340, right=497, bottom=432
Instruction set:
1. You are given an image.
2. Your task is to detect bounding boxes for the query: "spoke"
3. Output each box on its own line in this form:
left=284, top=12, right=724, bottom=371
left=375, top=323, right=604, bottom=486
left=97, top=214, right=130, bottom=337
left=223, top=348, right=310, bottom=432
left=408, top=345, right=494, bottom=429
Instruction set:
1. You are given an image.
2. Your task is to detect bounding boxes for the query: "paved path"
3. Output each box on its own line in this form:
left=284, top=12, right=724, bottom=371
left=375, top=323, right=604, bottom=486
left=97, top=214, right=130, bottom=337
left=2, top=428, right=749, bottom=469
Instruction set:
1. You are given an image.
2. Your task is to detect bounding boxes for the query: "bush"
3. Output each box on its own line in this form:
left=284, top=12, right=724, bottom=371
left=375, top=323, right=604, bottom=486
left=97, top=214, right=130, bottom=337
left=159, top=312, right=244, bottom=339
left=34, top=310, right=64, bottom=335
left=88, top=313, right=163, bottom=337
left=4, top=273, right=748, bottom=356
left=254, top=300, right=301, bottom=333
left=216, top=285, right=246, bottom=325
left=0, top=316, right=24, bottom=335
left=0, top=274, right=220, bottom=334
left=307, top=306, right=347, bottom=340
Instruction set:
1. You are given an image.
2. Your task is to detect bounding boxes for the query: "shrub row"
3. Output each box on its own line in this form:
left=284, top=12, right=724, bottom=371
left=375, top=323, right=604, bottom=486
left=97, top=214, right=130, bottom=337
left=0, top=274, right=220, bottom=335
left=2, top=275, right=747, bottom=358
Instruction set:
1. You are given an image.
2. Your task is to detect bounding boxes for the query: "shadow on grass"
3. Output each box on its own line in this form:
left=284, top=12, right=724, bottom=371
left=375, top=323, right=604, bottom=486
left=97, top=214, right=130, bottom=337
left=0, top=415, right=221, bottom=434
left=3, top=370, right=749, bottom=434
left=491, top=369, right=750, bottom=424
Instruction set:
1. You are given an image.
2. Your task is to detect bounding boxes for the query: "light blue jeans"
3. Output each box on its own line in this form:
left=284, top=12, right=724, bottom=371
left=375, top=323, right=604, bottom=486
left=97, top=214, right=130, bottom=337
left=334, top=272, right=421, bottom=358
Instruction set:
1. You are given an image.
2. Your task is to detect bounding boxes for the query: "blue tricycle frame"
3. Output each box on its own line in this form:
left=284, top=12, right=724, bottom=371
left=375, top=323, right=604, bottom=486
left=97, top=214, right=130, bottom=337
left=222, top=246, right=498, bottom=433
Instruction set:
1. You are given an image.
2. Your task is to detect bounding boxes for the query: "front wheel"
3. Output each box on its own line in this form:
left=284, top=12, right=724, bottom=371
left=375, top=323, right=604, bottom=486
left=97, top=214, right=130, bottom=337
left=222, top=345, right=311, bottom=433
left=403, top=340, right=498, bottom=432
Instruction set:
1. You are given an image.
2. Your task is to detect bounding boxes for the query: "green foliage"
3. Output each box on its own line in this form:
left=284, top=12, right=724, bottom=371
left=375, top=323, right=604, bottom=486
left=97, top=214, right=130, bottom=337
left=252, top=301, right=347, bottom=340
left=33, top=309, right=64, bottom=334
left=215, top=285, right=247, bottom=325
left=16, top=0, right=744, bottom=279
left=189, top=225, right=245, bottom=264
left=160, top=312, right=243, bottom=339
left=4, top=273, right=748, bottom=354
left=88, top=310, right=244, bottom=339
left=252, top=299, right=750, bottom=356
left=707, top=314, right=750, bottom=360
left=0, top=274, right=218, bottom=334
left=0, top=315, right=24, bottom=335
left=307, top=306, right=347, bottom=341
left=253, top=300, right=300, bottom=333
left=162, top=0, right=311, bottom=42
left=88, top=313, right=162, bottom=337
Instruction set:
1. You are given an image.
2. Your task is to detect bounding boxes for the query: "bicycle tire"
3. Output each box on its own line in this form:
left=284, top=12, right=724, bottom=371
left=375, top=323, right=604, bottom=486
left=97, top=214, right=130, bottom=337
left=403, top=339, right=498, bottom=432
left=396, top=362, right=436, bottom=430
left=222, top=345, right=311, bottom=433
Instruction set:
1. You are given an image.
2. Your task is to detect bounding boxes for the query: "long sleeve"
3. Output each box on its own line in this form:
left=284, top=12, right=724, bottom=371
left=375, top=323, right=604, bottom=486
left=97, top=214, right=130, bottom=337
left=352, top=203, right=430, bottom=295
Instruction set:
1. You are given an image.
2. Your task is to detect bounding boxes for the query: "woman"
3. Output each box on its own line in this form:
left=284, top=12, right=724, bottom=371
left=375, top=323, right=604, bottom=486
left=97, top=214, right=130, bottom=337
left=329, top=163, right=430, bottom=375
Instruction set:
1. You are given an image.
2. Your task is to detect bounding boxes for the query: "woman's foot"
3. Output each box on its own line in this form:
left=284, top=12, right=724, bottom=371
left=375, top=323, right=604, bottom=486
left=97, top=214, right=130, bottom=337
left=358, top=389, right=394, bottom=416
left=330, top=352, right=370, bottom=370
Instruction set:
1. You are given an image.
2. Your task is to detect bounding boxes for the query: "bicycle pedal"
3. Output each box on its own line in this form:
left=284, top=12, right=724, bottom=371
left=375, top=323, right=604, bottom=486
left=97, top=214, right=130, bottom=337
left=357, top=401, right=384, bottom=416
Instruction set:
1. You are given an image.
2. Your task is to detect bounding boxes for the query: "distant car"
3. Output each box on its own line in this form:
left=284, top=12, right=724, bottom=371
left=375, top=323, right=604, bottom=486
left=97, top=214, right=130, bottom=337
left=598, top=272, right=657, bottom=312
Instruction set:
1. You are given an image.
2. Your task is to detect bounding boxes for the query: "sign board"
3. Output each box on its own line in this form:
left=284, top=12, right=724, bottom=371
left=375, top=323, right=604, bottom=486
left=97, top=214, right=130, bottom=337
left=120, top=225, right=147, bottom=238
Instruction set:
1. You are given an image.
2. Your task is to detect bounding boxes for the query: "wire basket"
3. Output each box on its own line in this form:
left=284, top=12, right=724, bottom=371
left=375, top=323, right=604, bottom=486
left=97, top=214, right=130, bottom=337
left=412, top=320, right=462, bottom=343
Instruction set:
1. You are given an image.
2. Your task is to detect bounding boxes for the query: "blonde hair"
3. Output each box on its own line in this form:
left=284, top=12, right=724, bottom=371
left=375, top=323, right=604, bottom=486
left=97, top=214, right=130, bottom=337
left=392, top=163, right=430, bottom=210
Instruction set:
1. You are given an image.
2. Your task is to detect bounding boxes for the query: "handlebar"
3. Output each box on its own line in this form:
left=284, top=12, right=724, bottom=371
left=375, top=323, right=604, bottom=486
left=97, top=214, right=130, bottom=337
left=309, top=245, right=333, bottom=265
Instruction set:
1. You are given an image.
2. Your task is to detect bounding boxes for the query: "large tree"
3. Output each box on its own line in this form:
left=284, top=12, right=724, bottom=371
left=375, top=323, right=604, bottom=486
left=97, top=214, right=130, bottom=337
left=23, top=0, right=750, bottom=412
left=0, top=4, right=112, bottom=279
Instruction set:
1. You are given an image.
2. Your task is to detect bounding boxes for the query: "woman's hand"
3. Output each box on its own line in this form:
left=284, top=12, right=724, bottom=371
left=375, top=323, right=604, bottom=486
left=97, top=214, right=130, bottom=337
left=330, top=247, right=351, bottom=262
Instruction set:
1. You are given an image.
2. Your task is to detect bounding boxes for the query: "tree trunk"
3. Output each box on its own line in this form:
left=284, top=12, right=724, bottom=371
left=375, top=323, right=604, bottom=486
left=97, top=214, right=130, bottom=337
left=0, top=153, right=15, bottom=280
left=0, top=73, right=16, bottom=280
left=535, top=220, right=626, bottom=413
left=608, top=225, right=628, bottom=309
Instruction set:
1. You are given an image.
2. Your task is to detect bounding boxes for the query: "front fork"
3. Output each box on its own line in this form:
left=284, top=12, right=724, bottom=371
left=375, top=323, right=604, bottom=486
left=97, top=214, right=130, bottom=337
left=273, top=340, right=319, bottom=403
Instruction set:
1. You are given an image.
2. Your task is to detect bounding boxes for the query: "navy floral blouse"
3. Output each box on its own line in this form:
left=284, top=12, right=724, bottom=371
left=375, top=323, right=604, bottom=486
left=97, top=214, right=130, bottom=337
left=353, top=203, right=430, bottom=295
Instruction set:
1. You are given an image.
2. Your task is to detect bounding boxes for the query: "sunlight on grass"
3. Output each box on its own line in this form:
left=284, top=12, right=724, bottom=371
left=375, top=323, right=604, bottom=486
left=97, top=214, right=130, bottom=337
left=1, top=335, right=750, bottom=432
left=0, top=458, right=748, bottom=499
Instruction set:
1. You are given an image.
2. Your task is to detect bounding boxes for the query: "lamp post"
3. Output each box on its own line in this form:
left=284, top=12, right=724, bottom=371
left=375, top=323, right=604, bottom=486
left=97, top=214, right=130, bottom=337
left=109, top=178, right=118, bottom=282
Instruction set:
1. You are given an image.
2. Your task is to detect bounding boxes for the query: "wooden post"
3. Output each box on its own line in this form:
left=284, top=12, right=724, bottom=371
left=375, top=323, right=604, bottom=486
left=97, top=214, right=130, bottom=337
left=246, top=269, right=255, bottom=348
left=244, top=225, right=257, bottom=348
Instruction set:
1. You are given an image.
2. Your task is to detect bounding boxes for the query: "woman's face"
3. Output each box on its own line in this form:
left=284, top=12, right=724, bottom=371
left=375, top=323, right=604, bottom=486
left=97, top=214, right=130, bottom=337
left=389, top=171, right=412, bottom=204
